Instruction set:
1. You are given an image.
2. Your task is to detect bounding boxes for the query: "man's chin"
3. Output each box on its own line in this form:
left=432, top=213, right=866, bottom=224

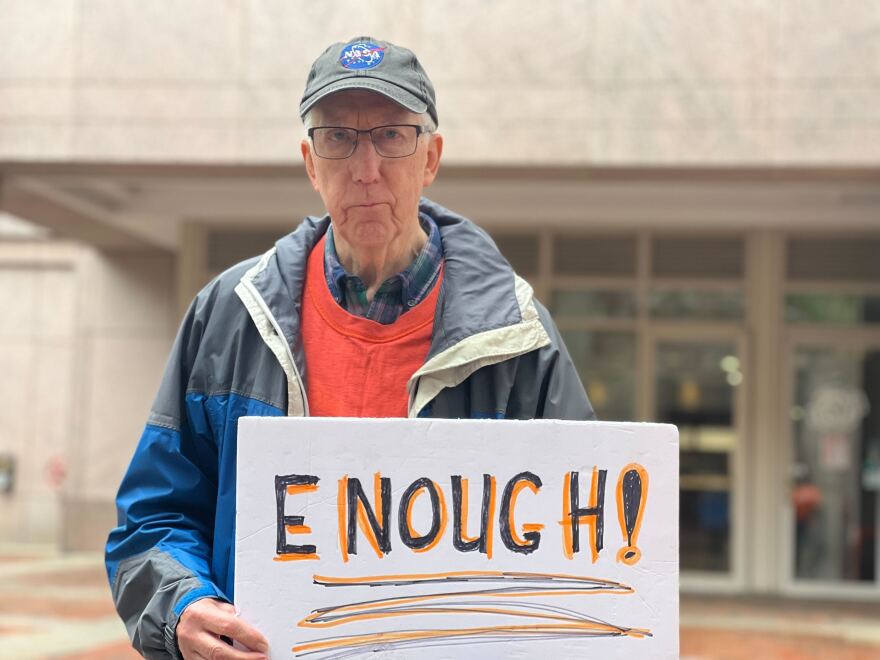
left=350, top=223, right=394, bottom=247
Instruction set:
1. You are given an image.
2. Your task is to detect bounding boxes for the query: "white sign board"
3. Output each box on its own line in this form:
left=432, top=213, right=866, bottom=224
left=235, top=418, right=679, bottom=659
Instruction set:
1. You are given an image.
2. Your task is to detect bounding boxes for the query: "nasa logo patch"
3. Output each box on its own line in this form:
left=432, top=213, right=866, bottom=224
left=339, top=41, right=386, bottom=70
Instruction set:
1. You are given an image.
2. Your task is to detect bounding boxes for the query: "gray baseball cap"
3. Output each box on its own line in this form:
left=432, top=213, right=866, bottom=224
left=299, top=37, right=438, bottom=127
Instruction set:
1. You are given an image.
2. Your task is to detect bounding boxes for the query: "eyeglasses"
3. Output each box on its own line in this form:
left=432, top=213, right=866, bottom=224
left=308, top=124, right=426, bottom=159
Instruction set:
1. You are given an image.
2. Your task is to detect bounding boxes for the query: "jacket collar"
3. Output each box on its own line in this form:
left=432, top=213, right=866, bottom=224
left=251, top=197, right=525, bottom=363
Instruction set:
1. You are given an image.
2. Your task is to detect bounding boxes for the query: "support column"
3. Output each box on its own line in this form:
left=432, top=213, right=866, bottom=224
left=178, top=222, right=209, bottom=319
left=745, top=231, right=786, bottom=592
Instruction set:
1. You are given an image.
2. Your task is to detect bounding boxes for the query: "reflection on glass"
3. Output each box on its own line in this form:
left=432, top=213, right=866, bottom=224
left=786, top=293, right=880, bottom=325
left=552, top=290, right=637, bottom=318
left=656, top=342, right=738, bottom=573
left=792, top=347, right=879, bottom=583
left=650, top=290, right=744, bottom=320
left=561, top=330, right=635, bottom=422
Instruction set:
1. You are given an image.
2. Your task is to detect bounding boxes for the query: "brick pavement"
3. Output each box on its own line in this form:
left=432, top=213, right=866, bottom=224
left=1, top=547, right=878, bottom=659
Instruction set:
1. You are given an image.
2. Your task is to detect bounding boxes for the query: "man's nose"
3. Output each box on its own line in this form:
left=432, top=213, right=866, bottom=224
left=348, top=133, right=382, bottom=183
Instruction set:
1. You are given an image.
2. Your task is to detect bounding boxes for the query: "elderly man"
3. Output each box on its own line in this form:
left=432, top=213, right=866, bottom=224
left=106, top=37, right=594, bottom=659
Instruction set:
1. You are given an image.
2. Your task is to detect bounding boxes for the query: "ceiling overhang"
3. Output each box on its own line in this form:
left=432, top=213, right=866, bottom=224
left=1, top=162, right=878, bottom=251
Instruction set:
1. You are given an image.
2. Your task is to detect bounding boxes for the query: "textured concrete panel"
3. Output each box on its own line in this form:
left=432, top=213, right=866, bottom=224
left=598, top=86, right=770, bottom=130
left=420, top=0, right=593, bottom=85
left=0, top=269, right=38, bottom=336
left=2, top=1, right=879, bottom=165
left=442, top=122, right=598, bottom=164
left=79, top=252, right=175, bottom=334
left=76, top=85, right=240, bottom=120
left=245, top=0, right=420, bottom=83
left=32, top=342, right=75, bottom=483
left=77, top=0, right=242, bottom=81
left=240, top=84, right=302, bottom=123
left=597, top=127, right=774, bottom=164
left=0, top=85, right=73, bottom=120
left=0, top=122, right=71, bottom=158
left=34, top=269, right=77, bottom=339
left=71, top=122, right=238, bottom=160
left=0, top=0, right=76, bottom=80
left=0, top=343, right=33, bottom=454
left=594, top=0, right=773, bottom=83
left=239, top=122, right=304, bottom=162
left=774, top=127, right=880, bottom=163
left=773, top=87, right=880, bottom=127
left=439, top=85, right=597, bottom=128
left=79, top=335, right=172, bottom=500
left=776, top=0, right=880, bottom=82
left=0, top=264, right=77, bottom=544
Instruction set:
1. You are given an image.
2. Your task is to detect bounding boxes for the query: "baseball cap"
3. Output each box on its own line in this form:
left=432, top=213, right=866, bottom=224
left=299, top=37, right=438, bottom=127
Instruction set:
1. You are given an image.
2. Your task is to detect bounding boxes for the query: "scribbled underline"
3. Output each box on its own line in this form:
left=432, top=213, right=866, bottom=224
left=293, top=571, right=650, bottom=657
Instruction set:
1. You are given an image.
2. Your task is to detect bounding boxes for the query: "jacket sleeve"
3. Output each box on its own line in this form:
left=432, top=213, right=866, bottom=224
left=105, top=294, right=226, bottom=659
left=533, top=301, right=597, bottom=421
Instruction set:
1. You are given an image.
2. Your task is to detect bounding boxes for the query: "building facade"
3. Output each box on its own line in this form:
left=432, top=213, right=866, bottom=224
left=0, top=1, right=878, bottom=602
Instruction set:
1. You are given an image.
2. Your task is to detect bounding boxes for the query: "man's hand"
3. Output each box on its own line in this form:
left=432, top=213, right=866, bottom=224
left=177, top=598, right=269, bottom=659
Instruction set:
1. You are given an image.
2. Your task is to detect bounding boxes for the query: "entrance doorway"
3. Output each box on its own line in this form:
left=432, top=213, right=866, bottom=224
left=786, top=338, right=880, bottom=595
left=649, top=331, right=747, bottom=589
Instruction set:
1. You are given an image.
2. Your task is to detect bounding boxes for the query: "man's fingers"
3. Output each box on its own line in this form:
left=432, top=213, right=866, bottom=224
left=199, top=608, right=268, bottom=654
left=178, top=599, right=268, bottom=660
left=190, top=631, right=267, bottom=660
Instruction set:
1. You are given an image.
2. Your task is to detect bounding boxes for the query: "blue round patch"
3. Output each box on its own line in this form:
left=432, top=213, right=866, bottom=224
left=339, top=41, right=386, bottom=70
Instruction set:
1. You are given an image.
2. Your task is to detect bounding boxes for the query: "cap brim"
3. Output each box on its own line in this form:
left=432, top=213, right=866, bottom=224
left=300, top=77, right=428, bottom=119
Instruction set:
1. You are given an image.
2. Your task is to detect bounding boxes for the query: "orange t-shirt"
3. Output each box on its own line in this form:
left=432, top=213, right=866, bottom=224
left=300, top=236, right=441, bottom=417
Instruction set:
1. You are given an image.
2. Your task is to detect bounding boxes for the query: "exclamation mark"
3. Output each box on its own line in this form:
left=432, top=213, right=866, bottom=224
left=616, top=464, right=649, bottom=565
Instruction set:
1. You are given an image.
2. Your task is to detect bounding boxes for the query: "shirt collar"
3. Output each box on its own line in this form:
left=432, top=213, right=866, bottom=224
left=324, top=212, right=443, bottom=306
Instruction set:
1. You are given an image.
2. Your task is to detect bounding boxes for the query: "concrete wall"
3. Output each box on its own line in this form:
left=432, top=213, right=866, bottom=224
left=0, top=232, right=175, bottom=550
left=61, top=248, right=176, bottom=550
left=0, top=1, right=878, bottom=165
left=0, top=242, right=79, bottom=544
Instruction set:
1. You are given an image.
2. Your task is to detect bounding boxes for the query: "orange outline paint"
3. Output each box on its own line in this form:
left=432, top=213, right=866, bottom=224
left=485, top=476, right=496, bottom=559
left=337, top=476, right=349, bottom=563
left=302, top=571, right=635, bottom=630
left=351, top=473, right=386, bottom=559
left=457, top=478, right=480, bottom=544
left=273, top=552, right=319, bottom=562
left=587, top=467, right=601, bottom=563
left=560, top=471, right=574, bottom=559
left=293, top=622, right=650, bottom=654
left=285, top=524, right=312, bottom=535
left=559, top=468, right=603, bottom=562
left=373, top=472, right=383, bottom=528
left=286, top=483, right=319, bottom=496
left=313, top=569, right=626, bottom=585
left=616, top=463, right=649, bottom=565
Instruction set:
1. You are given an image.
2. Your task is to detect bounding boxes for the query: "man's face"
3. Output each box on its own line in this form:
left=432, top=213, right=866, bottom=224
left=301, top=90, right=442, bottom=250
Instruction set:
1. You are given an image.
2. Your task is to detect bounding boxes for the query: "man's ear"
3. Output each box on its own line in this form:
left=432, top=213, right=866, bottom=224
left=422, top=133, right=443, bottom=187
left=301, top=139, right=320, bottom=192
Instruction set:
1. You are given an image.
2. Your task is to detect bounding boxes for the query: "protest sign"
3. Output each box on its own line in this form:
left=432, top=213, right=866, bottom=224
left=235, top=417, right=679, bottom=658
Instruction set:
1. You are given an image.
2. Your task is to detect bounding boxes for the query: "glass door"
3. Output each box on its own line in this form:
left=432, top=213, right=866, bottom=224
left=650, top=332, right=747, bottom=587
left=786, top=340, right=880, bottom=593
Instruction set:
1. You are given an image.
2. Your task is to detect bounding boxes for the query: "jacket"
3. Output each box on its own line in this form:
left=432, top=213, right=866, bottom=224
left=105, top=197, right=594, bottom=658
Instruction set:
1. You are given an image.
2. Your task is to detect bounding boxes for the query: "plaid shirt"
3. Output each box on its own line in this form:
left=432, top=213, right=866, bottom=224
left=324, top=213, right=443, bottom=325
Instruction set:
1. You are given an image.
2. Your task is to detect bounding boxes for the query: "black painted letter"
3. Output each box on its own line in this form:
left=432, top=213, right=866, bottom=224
left=346, top=476, right=392, bottom=556
left=275, top=474, right=319, bottom=557
left=499, top=471, right=543, bottom=554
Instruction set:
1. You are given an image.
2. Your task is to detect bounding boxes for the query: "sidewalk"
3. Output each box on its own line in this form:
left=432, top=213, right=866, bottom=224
left=1, top=547, right=879, bottom=659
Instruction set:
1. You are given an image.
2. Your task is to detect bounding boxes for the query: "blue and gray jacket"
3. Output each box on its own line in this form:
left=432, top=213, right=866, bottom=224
left=105, top=198, right=594, bottom=658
